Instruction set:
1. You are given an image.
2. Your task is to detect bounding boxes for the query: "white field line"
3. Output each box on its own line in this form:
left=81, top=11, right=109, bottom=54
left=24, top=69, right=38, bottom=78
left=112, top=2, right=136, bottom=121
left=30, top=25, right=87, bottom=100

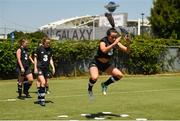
left=0, top=88, right=180, bottom=102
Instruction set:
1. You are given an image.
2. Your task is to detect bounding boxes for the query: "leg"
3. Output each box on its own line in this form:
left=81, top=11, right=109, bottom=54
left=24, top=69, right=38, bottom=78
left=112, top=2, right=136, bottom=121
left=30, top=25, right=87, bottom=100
left=45, top=79, right=50, bottom=94
left=23, top=78, right=29, bottom=96
left=17, top=75, right=24, bottom=98
left=43, top=69, right=50, bottom=94
left=36, top=79, right=41, bottom=94
left=36, top=78, right=41, bottom=102
left=101, top=66, right=123, bottom=95
left=25, top=73, right=34, bottom=98
left=38, top=75, right=46, bottom=106
left=88, top=66, right=99, bottom=98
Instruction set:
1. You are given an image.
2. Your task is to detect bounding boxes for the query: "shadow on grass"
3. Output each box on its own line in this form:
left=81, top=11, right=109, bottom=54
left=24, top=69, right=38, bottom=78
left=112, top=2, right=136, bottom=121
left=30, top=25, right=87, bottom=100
left=30, top=91, right=38, bottom=94
left=34, top=100, right=54, bottom=105
left=85, top=112, right=120, bottom=119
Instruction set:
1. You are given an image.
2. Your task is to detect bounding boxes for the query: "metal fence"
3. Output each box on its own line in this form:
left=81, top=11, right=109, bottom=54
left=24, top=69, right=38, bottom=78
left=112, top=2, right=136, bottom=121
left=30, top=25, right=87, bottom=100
left=162, top=46, right=180, bottom=72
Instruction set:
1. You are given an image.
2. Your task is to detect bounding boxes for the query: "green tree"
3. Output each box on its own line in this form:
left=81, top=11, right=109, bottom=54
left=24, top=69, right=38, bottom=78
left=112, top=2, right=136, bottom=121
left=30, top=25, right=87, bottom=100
left=149, top=0, right=180, bottom=39
left=7, top=31, right=47, bottom=41
left=29, top=31, right=47, bottom=39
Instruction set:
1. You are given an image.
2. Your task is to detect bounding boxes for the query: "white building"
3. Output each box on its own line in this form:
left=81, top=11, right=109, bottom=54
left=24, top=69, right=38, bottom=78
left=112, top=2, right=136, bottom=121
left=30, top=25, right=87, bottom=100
left=0, top=34, right=7, bottom=39
left=39, top=13, right=150, bottom=40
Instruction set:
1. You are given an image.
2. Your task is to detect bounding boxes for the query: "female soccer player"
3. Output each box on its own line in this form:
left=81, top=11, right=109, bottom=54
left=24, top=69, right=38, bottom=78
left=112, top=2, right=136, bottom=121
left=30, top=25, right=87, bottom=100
left=88, top=28, right=131, bottom=98
left=34, top=37, right=55, bottom=106
left=16, top=38, right=34, bottom=98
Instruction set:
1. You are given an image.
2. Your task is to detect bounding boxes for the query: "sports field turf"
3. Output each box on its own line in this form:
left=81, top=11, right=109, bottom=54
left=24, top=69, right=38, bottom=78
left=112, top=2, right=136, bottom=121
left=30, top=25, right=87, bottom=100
left=0, top=74, right=180, bottom=120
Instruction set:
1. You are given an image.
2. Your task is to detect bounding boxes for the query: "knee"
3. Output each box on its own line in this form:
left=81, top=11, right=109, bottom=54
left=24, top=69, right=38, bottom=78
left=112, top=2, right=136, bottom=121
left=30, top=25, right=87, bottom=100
left=39, top=80, right=46, bottom=87
left=113, top=73, right=124, bottom=81
left=27, top=75, right=34, bottom=82
left=90, top=76, right=98, bottom=82
left=118, top=73, right=124, bottom=79
left=89, top=77, right=98, bottom=85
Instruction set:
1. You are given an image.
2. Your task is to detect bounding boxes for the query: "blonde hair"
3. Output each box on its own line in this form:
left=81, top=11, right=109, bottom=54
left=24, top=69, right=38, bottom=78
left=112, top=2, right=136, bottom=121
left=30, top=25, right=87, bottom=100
left=42, top=37, right=50, bottom=45
left=19, top=38, right=28, bottom=46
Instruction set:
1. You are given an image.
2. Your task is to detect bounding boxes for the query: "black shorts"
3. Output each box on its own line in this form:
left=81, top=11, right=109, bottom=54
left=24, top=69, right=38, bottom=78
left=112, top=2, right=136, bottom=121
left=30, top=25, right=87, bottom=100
left=16, top=66, right=32, bottom=76
left=89, top=58, right=111, bottom=72
left=37, top=67, right=51, bottom=78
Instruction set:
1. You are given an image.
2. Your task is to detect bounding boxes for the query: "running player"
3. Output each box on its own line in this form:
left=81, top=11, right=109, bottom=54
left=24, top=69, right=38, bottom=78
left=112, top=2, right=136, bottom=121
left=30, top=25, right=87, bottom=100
left=88, top=28, right=131, bottom=98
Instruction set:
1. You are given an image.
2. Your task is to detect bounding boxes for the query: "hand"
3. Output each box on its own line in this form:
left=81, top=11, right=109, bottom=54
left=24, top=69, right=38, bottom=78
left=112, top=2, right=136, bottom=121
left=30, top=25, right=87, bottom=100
left=21, top=68, right=25, bottom=74
left=113, top=36, right=121, bottom=45
left=34, top=69, right=38, bottom=75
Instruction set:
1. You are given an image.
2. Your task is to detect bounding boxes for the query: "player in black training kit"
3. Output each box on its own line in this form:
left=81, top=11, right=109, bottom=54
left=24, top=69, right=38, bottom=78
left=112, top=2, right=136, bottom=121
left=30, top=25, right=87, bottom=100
left=34, top=37, right=55, bottom=106
left=16, top=38, right=34, bottom=99
left=88, top=28, right=131, bottom=98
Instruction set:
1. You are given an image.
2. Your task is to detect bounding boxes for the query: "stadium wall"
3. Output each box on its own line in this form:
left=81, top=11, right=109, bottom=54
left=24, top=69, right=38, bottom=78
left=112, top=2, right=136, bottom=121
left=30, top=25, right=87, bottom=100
left=42, top=27, right=137, bottom=40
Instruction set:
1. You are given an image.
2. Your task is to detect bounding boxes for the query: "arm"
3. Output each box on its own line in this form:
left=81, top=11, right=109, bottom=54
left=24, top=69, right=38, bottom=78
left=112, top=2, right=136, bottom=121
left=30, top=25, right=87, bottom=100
left=16, top=49, right=25, bottom=73
left=34, top=48, right=39, bottom=74
left=34, top=55, right=38, bottom=74
left=117, top=36, right=131, bottom=53
left=50, top=57, right=55, bottom=75
left=29, top=54, right=34, bottom=64
left=100, top=37, right=120, bottom=53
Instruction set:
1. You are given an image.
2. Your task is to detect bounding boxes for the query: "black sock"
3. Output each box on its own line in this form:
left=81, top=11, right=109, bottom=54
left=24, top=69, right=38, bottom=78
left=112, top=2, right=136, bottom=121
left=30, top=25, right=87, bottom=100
left=18, top=84, right=22, bottom=97
left=38, top=87, right=46, bottom=102
left=88, top=78, right=96, bottom=91
left=45, top=86, right=49, bottom=92
left=37, top=87, right=41, bottom=102
left=104, top=76, right=119, bottom=86
left=23, top=80, right=29, bottom=94
left=41, top=87, right=46, bottom=102
left=27, top=83, right=32, bottom=92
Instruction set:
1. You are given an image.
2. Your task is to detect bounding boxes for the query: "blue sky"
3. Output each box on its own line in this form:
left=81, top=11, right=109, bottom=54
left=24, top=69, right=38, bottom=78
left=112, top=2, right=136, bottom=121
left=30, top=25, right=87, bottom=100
left=0, top=0, right=153, bottom=33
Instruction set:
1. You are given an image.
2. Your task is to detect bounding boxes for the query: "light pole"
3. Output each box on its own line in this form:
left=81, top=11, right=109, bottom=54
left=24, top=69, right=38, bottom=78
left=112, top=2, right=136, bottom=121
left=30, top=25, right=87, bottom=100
left=141, top=13, right=144, bottom=37
left=92, top=17, right=98, bottom=40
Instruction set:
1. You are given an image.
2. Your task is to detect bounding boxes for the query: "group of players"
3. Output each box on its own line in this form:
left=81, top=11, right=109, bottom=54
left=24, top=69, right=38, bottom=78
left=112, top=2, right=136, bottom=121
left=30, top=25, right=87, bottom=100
left=16, top=37, right=55, bottom=106
left=16, top=28, right=131, bottom=106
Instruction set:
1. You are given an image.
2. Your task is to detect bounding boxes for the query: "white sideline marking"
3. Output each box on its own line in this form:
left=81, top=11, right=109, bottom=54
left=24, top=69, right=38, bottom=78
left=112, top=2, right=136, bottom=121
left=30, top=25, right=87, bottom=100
left=7, top=98, right=17, bottom=101
left=81, top=114, right=91, bottom=117
left=57, top=115, right=68, bottom=118
left=1, top=88, right=180, bottom=102
left=120, top=114, right=129, bottom=117
left=136, top=118, right=147, bottom=121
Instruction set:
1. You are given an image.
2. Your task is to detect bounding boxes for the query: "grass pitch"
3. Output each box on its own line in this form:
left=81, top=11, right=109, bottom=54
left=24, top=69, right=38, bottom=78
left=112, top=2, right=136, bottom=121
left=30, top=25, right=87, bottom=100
left=0, top=74, right=180, bottom=120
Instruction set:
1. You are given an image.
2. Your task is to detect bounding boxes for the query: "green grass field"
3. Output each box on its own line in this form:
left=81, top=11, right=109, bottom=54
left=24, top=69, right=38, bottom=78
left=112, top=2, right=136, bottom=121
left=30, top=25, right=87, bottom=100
left=0, top=74, right=180, bottom=120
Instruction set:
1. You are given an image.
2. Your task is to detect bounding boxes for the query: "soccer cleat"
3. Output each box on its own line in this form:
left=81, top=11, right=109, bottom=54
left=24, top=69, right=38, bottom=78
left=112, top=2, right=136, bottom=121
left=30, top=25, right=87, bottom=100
left=88, top=90, right=94, bottom=100
left=25, top=93, right=32, bottom=98
left=101, top=83, right=108, bottom=95
left=24, top=91, right=32, bottom=98
left=17, top=96, right=25, bottom=100
left=46, top=91, right=50, bottom=94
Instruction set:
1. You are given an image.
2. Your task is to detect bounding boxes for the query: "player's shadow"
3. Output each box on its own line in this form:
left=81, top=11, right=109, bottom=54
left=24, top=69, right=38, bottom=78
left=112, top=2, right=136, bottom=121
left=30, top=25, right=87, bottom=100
left=34, top=100, right=54, bottom=105
left=16, top=96, right=26, bottom=100
left=30, top=91, right=38, bottom=94
left=85, top=112, right=120, bottom=119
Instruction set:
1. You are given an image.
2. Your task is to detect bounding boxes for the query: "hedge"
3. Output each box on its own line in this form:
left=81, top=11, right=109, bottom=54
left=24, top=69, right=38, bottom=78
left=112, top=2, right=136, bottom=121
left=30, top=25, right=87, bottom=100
left=0, top=38, right=179, bottom=79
